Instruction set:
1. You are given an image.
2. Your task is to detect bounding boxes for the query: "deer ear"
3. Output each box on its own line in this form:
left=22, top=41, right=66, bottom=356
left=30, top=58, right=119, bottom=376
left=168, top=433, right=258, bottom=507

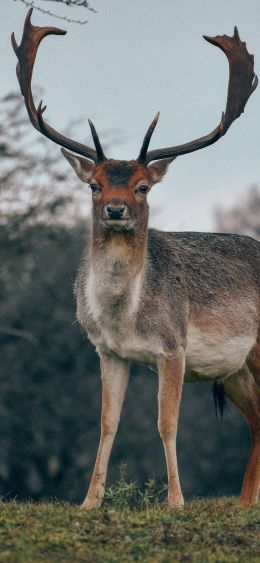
left=148, top=157, right=176, bottom=185
left=61, top=148, right=95, bottom=183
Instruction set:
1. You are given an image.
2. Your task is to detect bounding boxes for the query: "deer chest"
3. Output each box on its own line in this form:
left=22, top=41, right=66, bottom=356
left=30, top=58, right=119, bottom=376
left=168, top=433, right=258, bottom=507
left=84, top=270, right=163, bottom=366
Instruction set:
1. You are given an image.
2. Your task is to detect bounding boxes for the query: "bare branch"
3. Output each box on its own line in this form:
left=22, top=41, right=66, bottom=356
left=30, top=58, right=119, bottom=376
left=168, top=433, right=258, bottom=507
left=0, top=326, right=38, bottom=343
left=13, top=0, right=97, bottom=24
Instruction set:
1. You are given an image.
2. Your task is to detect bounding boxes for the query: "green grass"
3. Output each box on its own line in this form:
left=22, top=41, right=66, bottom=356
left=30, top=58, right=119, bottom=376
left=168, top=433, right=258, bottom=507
left=0, top=482, right=259, bottom=562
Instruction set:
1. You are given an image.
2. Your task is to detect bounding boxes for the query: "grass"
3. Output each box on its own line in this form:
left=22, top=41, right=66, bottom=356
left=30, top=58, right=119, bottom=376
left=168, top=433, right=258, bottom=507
left=0, top=479, right=259, bottom=562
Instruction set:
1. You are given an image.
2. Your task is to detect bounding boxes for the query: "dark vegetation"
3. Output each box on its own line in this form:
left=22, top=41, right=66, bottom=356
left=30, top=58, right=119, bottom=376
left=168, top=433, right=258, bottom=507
left=0, top=93, right=259, bottom=504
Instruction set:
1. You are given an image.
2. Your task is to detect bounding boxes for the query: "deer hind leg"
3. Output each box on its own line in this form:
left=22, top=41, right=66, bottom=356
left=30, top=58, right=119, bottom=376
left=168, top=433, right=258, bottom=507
left=224, top=361, right=260, bottom=506
left=157, top=350, right=185, bottom=508
left=81, top=353, right=129, bottom=509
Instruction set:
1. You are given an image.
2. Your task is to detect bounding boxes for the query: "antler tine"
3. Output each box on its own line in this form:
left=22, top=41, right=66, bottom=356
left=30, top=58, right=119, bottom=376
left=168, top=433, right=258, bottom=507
left=12, top=8, right=103, bottom=163
left=88, top=119, right=108, bottom=162
left=137, top=112, right=160, bottom=164
left=142, top=27, right=258, bottom=164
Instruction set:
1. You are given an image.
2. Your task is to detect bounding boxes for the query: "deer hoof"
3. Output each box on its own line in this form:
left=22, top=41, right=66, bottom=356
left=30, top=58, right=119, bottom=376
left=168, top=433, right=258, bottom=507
left=81, top=497, right=102, bottom=510
left=168, top=495, right=184, bottom=509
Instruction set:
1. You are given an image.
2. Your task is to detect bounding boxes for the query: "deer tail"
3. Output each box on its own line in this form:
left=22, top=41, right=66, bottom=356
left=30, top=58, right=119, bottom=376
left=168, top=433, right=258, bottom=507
left=212, top=381, right=226, bottom=418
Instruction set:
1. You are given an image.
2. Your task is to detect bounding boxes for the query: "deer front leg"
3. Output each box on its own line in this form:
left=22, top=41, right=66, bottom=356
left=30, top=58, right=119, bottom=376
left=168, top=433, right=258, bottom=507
left=158, top=350, right=185, bottom=509
left=82, top=353, right=129, bottom=509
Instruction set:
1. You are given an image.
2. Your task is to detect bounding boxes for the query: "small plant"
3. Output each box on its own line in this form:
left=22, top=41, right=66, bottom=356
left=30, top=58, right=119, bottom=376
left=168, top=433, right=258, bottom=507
left=104, top=464, right=168, bottom=510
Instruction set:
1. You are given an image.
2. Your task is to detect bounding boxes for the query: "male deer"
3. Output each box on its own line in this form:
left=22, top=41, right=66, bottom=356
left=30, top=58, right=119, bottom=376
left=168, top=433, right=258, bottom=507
left=13, top=9, right=259, bottom=508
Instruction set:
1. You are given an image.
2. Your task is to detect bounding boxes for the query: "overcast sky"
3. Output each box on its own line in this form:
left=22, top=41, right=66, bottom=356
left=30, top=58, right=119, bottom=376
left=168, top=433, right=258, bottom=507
left=1, top=0, right=260, bottom=231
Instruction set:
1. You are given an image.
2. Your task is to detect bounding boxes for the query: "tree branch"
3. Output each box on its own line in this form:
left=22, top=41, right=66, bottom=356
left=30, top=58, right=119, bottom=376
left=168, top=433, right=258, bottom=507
left=0, top=326, right=38, bottom=344
left=13, top=0, right=97, bottom=24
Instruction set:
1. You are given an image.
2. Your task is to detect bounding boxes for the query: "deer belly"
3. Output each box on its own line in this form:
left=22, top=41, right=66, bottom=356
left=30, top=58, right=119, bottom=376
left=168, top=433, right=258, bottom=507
left=97, top=328, right=162, bottom=367
left=185, top=324, right=256, bottom=381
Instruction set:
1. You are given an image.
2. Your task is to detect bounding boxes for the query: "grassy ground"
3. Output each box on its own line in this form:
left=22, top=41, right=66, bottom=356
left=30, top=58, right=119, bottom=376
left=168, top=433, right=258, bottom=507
left=0, top=483, right=259, bottom=562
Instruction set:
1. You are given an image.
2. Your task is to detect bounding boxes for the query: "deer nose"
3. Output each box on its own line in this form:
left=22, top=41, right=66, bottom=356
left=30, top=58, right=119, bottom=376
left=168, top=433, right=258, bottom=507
left=106, top=205, right=126, bottom=220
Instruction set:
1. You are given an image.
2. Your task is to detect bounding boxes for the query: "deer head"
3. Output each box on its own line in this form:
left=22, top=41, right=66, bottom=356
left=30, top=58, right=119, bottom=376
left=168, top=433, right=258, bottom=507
left=12, top=9, right=258, bottom=233
left=61, top=142, right=174, bottom=232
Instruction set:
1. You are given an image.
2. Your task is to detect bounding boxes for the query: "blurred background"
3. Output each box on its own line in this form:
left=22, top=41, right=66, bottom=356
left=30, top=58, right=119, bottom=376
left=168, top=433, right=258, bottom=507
left=0, top=0, right=259, bottom=503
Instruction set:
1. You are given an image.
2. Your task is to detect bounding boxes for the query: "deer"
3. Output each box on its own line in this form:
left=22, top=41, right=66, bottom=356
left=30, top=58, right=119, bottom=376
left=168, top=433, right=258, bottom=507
left=12, top=9, right=259, bottom=509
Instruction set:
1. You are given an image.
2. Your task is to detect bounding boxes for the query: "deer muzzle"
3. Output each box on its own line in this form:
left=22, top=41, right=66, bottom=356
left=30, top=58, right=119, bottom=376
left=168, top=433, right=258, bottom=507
left=106, top=205, right=125, bottom=220
left=103, top=199, right=130, bottom=221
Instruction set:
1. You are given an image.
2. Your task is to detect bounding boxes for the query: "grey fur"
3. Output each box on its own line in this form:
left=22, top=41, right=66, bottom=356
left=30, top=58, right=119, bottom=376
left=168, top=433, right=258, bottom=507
left=76, top=229, right=260, bottom=378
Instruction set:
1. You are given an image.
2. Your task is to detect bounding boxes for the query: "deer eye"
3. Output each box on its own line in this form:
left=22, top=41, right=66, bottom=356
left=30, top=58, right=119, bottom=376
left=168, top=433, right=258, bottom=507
left=90, top=183, right=101, bottom=193
left=136, top=185, right=149, bottom=195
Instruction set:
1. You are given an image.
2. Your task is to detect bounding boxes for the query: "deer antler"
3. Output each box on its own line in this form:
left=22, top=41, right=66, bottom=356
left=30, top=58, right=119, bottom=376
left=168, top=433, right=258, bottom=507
left=11, top=8, right=106, bottom=163
left=138, top=27, right=258, bottom=164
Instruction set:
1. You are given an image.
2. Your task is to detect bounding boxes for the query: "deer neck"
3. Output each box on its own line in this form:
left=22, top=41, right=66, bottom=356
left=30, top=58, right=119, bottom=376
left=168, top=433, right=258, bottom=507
left=88, top=224, right=147, bottom=322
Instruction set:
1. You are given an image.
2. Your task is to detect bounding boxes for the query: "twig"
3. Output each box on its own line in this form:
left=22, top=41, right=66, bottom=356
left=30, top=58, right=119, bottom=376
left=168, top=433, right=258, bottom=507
left=13, top=0, right=97, bottom=24
left=42, top=0, right=97, bottom=12
left=0, top=326, right=38, bottom=344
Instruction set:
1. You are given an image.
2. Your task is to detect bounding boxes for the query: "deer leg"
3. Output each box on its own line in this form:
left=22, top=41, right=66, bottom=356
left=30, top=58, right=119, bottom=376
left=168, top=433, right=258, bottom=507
left=81, top=353, right=129, bottom=509
left=157, top=350, right=185, bottom=508
left=224, top=365, right=260, bottom=506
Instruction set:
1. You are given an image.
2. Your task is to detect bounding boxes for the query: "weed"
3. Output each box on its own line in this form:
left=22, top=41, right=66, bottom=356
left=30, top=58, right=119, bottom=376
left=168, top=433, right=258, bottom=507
left=104, top=464, right=168, bottom=510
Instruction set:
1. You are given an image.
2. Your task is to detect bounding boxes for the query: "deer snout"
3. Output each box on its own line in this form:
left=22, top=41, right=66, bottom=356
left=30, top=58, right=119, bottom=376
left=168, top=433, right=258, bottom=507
left=107, top=205, right=125, bottom=219
left=104, top=200, right=129, bottom=221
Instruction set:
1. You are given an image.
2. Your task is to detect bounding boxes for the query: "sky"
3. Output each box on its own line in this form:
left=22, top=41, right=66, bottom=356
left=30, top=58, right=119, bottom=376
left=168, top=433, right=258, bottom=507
left=1, top=0, right=260, bottom=231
